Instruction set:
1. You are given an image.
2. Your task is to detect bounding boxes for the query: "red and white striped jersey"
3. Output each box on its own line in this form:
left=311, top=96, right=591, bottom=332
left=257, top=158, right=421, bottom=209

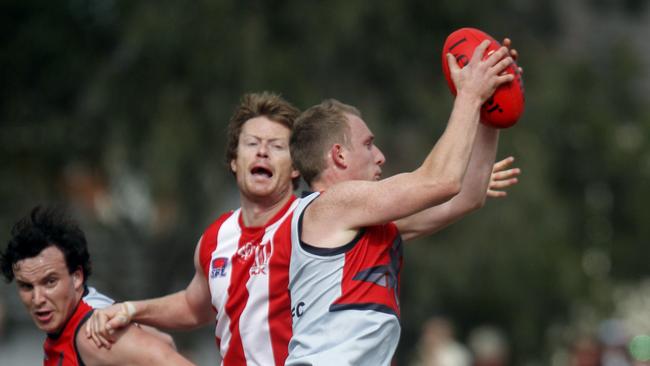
left=198, top=195, right=298, bottom=366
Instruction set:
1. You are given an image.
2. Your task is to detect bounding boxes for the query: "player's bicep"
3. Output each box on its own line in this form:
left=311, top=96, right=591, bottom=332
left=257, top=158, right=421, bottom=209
left=78, top=323, right=194, bottom=366
left=186, top=243, right=215, bottom=322
left=316, top=172, right=453, bottom=231
left=185, top=272, right=214, bottom=321
left=312, top=178, right=402, bottom=231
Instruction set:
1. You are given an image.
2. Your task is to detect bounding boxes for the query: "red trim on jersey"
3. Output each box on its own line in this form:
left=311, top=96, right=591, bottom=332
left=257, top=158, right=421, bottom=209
left=331, top=222, right=403, bottom=317
left=236, top=195, right=297, bottom=229
left=44, top=298, right=93, bottom=366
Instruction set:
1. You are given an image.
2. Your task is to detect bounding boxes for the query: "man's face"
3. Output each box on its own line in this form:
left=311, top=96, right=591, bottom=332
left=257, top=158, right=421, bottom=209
left=13, top=246, right=83, bottom=334
left=343, top=114, right=386, bottom=181
left=230, top=116, right=299, bottom=202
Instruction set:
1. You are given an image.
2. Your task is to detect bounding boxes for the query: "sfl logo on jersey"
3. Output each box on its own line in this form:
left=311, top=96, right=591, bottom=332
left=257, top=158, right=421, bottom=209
left=210, top=257, right=229, bottom=278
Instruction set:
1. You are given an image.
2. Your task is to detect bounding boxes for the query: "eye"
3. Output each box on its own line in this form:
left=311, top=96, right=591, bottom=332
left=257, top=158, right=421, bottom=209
left=45, top=278, right=58, bottom=287
left=242, top=137, right=259, bottom=147
left=18, top=283, right=33, bottom=291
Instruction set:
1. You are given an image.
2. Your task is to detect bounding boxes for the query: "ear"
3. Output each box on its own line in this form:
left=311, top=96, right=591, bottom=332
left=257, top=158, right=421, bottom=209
left=72, top=267, right=83, bottom=291
left=330, top=144, right=347, bottom=169
left=230, top=159, right=237, bottom=174
left=290, top=167, right=300, bottom=179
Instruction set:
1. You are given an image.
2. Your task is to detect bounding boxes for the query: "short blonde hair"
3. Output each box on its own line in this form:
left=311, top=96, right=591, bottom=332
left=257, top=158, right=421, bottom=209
left=290, top=99, right=361, bottom=185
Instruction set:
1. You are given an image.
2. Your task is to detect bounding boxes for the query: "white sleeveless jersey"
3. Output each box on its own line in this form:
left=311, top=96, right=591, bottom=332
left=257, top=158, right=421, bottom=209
left=286, top=192, right=404, bottom=366
left=198, top=196, right=299, bottom=366
left=83, top=286, right=114, bottom=309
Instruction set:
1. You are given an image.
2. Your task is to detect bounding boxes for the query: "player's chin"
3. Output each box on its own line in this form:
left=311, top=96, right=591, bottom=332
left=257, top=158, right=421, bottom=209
left=247, top=182, right=277, bottom=196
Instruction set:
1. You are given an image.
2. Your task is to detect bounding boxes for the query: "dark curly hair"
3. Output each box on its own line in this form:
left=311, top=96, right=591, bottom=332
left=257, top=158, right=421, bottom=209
left=0, top=206, right=92, bottom=283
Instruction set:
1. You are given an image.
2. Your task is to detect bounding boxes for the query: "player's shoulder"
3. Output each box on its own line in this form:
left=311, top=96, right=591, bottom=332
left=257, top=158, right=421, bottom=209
left=83, top=287, right=115, bottom=309
left=203, top=209, right=239, bottom=234
left=196, top=209, right=239, bottom=270
left=76, top=322, right=174, bottom=366
left=75, top=321, right=114, bottom=365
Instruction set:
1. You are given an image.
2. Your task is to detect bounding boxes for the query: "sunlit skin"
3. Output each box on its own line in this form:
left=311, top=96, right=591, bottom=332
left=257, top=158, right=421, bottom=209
left=322, top=39, right=521, bottom=190
left=230, top=116, right=299, bottom=222
left=341, top=114, right=386, bottom=182
left=310, top=113, right=386, bottom=192
left=13, top=246, right=84, bottom=334
left=487, top=156, right=521, bottom=198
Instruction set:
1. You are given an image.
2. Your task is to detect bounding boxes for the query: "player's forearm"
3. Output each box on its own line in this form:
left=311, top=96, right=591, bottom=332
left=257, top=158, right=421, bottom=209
left=395, top=126, right=497, bottom=241
left=130, top=290, right=208, bottom=330
left=417, top=92, right=483, bottom=197
left=450, top=123, right=499, bottom=210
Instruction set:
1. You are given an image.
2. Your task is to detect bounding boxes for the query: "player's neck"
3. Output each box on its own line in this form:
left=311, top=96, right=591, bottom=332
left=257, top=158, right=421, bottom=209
left=310, top=180, right=330, bottom=192
left=311, top=169, right=347, bottom=192
left=239, top=190, right=294, bottom=227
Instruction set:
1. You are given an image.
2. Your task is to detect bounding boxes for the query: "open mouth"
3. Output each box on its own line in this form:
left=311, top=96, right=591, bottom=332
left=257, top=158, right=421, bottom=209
left=34, top=310, right=53, bottom=322
left=251, top=166, right=273, bottom=178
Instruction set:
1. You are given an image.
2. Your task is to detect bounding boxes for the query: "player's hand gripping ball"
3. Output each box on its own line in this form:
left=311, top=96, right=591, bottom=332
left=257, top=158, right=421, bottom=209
left=442, top=27, right=525, bottom=128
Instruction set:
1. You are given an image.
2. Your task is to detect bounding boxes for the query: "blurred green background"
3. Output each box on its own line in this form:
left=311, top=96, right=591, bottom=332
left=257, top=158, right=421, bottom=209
left=1, top=0, right=649, bottom=365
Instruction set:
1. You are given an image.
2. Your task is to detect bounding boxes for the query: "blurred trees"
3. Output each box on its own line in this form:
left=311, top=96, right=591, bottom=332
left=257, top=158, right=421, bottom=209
left=1, top=0, right=649, bottom=364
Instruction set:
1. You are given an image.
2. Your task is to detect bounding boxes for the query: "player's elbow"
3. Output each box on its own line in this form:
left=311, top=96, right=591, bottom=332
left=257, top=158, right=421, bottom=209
left=434, top=178, right=463, bottom=202
left=472, top=192, right=488, bottom=211
left=458, top=190, right=487, bottom=215
left=415, top=166, right=462, bottom=203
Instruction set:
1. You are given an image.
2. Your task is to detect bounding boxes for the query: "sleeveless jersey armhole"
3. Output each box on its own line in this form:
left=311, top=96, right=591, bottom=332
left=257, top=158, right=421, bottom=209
left=73, top=309, right=94, bottom=366
left=297, top=197, right=366, bottom=256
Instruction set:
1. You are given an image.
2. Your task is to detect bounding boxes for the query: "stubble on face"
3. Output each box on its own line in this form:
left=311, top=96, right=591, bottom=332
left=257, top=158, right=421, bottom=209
left=13, top=246, right=82, bottom=334
left=231, top=117, right=298, bottom=204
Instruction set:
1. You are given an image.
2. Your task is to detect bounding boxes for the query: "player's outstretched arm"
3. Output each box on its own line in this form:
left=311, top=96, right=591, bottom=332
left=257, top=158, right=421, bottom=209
left=303, top=41, right=515, bottom=247
left=86, top=242, right=214, bottom=348
left=392, top=37, right=523, bottom=241
left=394, top=124, right=499, bottom=241
left=394, top=151, right=521, bottom=241
left=77, top=320, right=195, bottom=366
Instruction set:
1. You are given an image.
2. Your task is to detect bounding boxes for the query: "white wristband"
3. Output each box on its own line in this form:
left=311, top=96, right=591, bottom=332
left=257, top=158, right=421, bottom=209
left=122, top=301, right=136, bottom=318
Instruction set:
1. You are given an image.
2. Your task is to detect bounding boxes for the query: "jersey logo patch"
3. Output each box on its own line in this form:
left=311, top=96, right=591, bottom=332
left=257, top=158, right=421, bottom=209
left=210, top=257, right=229, bottom=278
left=250, top=239, right=272, bottom=275
left=236, top=240, right=273, bottom=276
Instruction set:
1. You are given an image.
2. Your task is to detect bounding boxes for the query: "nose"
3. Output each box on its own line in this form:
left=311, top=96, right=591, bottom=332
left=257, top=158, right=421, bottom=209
left=256, top=142, right=269, bottom=158
left=374, top=146, right=386, bottom=166
left=32, top=286, right=46, bottom=306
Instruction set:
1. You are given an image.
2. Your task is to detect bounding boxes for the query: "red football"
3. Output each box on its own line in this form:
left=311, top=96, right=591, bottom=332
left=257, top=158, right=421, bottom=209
left=441, top=27, right=525, bottom=128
